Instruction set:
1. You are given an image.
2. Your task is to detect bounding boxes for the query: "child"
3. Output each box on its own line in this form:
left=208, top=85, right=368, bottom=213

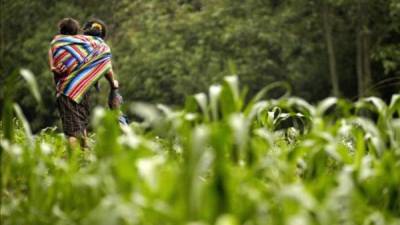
left=108, top=88, right=129, bottom=126
left=48, top=18, right=80, bottom=79
left=82, top=19, right=129, bottom=126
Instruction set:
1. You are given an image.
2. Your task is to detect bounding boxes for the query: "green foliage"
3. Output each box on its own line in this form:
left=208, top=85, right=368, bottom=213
left=2, top=0, right=400, bottom=130
left=2, top=75, right=400, bottom=224
left=2, top=0, right=400, bottom=222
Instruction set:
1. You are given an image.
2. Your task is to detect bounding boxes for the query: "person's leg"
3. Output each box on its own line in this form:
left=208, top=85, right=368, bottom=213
left=80, top=92, right=91, bottom=150
left=67, top=136, right=80, bottom=149
left=58, top=94, right=88, bottom=150
left=81, top=129, right=89, bottom=149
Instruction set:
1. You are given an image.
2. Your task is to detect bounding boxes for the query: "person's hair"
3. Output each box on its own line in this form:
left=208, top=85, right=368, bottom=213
left=83, top=19, right=107, bottom=39
left=58, top=18, right=80, bottom=35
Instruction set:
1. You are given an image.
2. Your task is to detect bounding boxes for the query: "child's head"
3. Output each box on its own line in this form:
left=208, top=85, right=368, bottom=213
left=83, top=19, right=107, bottom=39
left=58, top=18, right=80, bottom=35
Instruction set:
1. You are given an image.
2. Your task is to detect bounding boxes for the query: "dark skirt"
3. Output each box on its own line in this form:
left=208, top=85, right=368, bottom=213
left=57, top=93, right=90, bottom=137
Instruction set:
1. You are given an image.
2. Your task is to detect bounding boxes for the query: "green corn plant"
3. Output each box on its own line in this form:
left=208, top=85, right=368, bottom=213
left=2, top=74, right=400, bottom=224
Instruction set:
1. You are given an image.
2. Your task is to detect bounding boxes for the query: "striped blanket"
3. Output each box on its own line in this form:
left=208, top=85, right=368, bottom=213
left=49, top=34, right=112, bottom=103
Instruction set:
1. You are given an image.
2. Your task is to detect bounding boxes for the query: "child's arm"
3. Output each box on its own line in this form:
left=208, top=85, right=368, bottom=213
left=48, top=48, right=67, bottom=75
left=48, top=48, right=58, bottom=85
left=48, top=48, right=54, bottom=70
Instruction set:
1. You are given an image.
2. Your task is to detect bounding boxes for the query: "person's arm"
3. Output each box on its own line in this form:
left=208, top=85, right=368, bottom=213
left=105, top=69, right=119, bottom=89
left=49, top=48, right=67, bottom=75
left=48, top=48, right=54, bottom=70
left=48, top=48, right=58, bottom=85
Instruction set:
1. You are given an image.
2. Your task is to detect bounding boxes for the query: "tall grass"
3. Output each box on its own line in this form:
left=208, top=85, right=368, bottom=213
left=1, top=71, right=400, bottom=224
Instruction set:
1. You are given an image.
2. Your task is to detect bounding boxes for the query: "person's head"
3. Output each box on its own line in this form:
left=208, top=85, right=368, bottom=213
left=58, top=18, right=80, bottom=35
left=83, top=19, right=107, bottom=39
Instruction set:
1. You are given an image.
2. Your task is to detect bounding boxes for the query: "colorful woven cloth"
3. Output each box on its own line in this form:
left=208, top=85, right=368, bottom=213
left=50, top=34, right=112, bottom=103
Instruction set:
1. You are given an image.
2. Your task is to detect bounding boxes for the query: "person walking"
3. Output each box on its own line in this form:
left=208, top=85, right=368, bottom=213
left=49, top=18, right=119, bottom=149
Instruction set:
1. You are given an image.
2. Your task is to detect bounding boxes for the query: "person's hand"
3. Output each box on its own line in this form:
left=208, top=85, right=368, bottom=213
left=51, top=64, right=67, bottom=75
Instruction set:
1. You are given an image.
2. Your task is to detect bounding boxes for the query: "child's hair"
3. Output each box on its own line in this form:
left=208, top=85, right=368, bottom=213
left=58, top=18, right=80, bottom=35
left=83, top=19, right=107, bottom=39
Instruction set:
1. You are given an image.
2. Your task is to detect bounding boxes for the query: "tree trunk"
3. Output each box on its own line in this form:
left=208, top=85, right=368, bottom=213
left=0, top=0, right=4, bottom=73
left=356, top=31, right=364, bottom=98
left=322, top=4, right=340, bottom=97
left=356, top=0, right=372, bottom=98
left=362, top=30, right=372, bottom=95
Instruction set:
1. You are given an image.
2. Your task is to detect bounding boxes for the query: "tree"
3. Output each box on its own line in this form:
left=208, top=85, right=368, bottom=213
left=2, top=0, right=400, bottom=130
left=322, top=2, right=340, bottom=97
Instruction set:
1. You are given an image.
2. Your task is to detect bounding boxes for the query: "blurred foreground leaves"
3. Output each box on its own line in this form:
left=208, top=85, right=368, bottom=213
left=1, top=75, right=400, bottom=224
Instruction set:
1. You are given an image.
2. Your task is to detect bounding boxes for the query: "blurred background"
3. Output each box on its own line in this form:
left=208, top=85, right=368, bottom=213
left=1, top=0, right=400, bottom=132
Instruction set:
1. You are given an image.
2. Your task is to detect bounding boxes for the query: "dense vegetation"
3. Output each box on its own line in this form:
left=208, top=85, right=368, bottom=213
left=1, top=1, right=400, bottom=224
left=1, top=73, right=400, bottom=224
left=1, top=0, right=400, bottom=130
